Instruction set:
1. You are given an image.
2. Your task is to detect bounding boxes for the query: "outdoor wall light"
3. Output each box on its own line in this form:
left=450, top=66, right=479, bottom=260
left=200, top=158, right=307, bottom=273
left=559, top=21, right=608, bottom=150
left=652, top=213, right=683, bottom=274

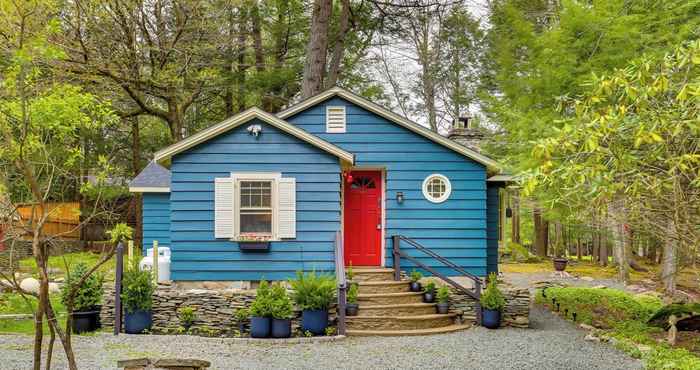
left=247, top=124, right=262, bottom=137
left=396, top=191, right=404, bottom=204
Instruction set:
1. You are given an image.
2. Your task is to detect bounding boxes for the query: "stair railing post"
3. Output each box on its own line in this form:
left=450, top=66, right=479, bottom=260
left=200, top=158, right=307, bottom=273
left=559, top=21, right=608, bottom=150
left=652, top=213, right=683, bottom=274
left=475, top=279, right=482, bottom=326
left=114, top=242, right=124, bottom=335
left=392, top=235, right=401, bottom=281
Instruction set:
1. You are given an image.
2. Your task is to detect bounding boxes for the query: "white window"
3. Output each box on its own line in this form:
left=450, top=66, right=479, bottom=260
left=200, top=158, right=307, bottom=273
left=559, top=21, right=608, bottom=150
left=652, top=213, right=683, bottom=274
left=214, top=172, right=296, bottom=240
left=422, top=174, right=452, bottom=203
left=326, top=106, right=346, bottom=133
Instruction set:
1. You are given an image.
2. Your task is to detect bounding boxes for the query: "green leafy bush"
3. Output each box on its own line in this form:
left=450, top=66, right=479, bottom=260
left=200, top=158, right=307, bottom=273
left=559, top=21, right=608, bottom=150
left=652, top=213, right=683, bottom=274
left=644, top=346, right=700, bottom=370
left=270, top=284, right=293, bottom=320
left=437, top=286, right=450, bottom=304
left=178, top=306, right=196, bottom=327
left=409, top=269, right=422, bottom=282
left=234, top=308, right=249, bottom=322
left=423, top=281, right=436, bottom=293
left=250, top=280, right=274, bottom=318
left=347, top=283, right=358, bottom=304
left=60, top=262, right=104, bottom=312
left=480, top=273, right=506, bottom=311
left=289, top=271, right=336, bottom=311
left=120, top=261, right=155, bottom=314
left=346, top=264, right=354, bottom=281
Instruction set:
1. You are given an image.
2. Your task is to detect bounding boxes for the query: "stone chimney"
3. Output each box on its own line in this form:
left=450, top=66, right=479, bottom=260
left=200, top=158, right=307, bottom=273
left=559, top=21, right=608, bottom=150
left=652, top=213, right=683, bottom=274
left=448, top=116, right=484, bottom=152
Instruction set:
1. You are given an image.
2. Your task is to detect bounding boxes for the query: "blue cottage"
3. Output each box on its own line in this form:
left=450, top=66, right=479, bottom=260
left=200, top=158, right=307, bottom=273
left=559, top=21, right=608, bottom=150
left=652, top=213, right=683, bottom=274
left=129, top=87, right=508, bottom=284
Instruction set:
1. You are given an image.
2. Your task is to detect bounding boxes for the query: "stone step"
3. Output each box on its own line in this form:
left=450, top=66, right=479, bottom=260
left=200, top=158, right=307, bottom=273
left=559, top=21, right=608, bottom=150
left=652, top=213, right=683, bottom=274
left=355, top=303, right=437, bottom=316
left=347, top=323, right=471, bottom=337
left=348, top=268, right=395, bottom=282
left=357, top=291, right=424, bottom=305
left=346, top=313, right=457, bottom=331
left=355, top=280, right=410, bottom=294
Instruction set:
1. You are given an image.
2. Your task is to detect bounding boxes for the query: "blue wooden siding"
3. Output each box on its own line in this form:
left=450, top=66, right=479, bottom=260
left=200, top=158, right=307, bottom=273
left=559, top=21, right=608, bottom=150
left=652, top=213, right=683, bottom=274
left=143, top=193, right=171, bottom=251
left=286, top=97, right=488, bottom=277
left=169, top=118, right=341, bottom=281
left=486, top=184, right=500, bottom=275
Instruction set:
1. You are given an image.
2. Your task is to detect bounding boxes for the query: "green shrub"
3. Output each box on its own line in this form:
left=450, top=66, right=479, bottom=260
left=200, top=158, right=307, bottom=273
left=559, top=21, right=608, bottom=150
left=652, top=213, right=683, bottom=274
left=120, top=261, right=155, bottom=313
left=250, top=280, right=274, bottom=318
left=346, top=264, right=354, bottom=281
left=535, top=287, right=661, bottom=328
left=178, top=306, right=196, bottom=327
left=289, top=270, right=336, bottom=311
left=270, top=284, right=293, bottom=320
left=347, top=283, right=358, bottom=304
left=409, top=269, right=423, bottom=282
left=480, top=273, right=505, bottom=311
left=437, top=286, right=450, bottom=304
left=60, top=262, right=104, bottom=312
left=644, top=346, right=700, bottom=370
left=423, top=281, right=436, bottom=293
left=234, top=308, right=249, bottom=322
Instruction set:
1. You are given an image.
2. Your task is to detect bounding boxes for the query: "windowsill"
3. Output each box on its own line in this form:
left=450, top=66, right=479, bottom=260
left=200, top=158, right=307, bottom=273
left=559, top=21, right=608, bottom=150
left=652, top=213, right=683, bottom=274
left=232, top=235, right=276, bottom=242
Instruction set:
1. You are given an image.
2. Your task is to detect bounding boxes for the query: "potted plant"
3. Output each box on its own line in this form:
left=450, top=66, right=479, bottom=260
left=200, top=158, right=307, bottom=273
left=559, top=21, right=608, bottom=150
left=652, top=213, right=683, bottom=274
left=480, top=273, right=506, bottom=329
left=178, top=306, right=196, bottom=332
left=289, top=270, right=335, bottom=335
left=346, top=263, right=354, bottom=282
left=270, top=284, right=293, bottom=338
left=121, top=261, right=156, bottom=334
left=249, top=280, right=273, bottom=338
left=552, top=257, right=568, bottom=271
left=409, top=269, right=422, bottom=292
left=346, top=283, right=359, bottom=316
left=422, top=281, right=436, bottom=303
left=436, top=286, right=450, bottom=314
left=61, top=263, right=104, bottom=334
left=234, top=308, right=249, bottom=335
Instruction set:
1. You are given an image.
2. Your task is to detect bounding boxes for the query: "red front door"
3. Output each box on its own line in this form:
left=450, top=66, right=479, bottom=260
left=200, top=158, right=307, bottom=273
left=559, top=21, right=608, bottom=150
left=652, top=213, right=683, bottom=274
left=344, top=170, right=382, bottom=266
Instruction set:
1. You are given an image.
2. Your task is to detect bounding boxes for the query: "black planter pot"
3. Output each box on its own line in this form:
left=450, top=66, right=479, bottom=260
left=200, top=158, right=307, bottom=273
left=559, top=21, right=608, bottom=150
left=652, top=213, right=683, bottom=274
left=238, top=322, right=246, bottom=335
left=93, top=305, right=102, bottom=329
left=301, top=309, right=328, bottom=335
left=423, top=292, right=435, bottom=303
left=250, top=316, right=271, bottom=338
left=482, top=309, right=501, bottom=329
left=436, top=303, right=449, bottom=314
left=124, top=310, right=152, bottom=334
left=71, top=309, right=99, bottom=334
left=346, top=303, right=359, bottom=316
left=271, top=318, right=291, bottom=338
left=409, top=281, right=422, bottom=292
left=553, top=258, right=568, bottom=272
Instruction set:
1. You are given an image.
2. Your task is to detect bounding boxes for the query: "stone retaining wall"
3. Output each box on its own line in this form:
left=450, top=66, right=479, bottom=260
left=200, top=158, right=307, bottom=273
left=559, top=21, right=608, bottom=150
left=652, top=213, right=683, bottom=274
left=450, top=285, right=530, bottom=328
left=101, top=283, right=337, bottom=337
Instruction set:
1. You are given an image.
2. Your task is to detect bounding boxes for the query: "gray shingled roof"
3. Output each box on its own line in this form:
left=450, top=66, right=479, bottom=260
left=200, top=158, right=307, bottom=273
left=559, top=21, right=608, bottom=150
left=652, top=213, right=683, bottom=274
left=129, top=161, right=171, bottom=189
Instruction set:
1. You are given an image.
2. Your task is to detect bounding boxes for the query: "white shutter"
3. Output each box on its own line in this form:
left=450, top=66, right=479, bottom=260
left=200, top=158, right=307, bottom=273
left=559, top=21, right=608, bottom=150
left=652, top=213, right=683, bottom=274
left=277, top=177, right=296, bottom=238
left=326, top=106, right=346, bottom=133
left=214, top=177, right=235, bottom=238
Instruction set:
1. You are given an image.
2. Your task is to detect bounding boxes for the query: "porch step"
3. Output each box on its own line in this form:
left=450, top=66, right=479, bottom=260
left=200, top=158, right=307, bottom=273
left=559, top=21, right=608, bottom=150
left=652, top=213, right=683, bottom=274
left=347, top=268, right=395, bottom=282
left=356, top=280, right=410, bottom=294
left=346, top=323, right=471, bottom=337
left=357, top=291, right=424, bottom=305
left=346, top=313, right=458, bottom=331
left=354, top=303, right=437, bottom=316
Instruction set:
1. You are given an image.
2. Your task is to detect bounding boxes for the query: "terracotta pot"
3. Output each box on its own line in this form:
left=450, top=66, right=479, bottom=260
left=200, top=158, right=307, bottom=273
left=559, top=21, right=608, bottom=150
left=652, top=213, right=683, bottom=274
left=553, top=258, right=568, bottom=271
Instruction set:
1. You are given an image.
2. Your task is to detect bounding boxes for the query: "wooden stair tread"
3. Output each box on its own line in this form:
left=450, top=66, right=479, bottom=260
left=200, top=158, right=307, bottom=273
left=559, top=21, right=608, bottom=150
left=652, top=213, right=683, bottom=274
left=346, top=313, right=457, bottom=321
left=359, top=302, right=436, bottom=309
left=355, top=280, right=407, bottom=286
left=346, top=324, right=471, bottom=337
left=348, top=268, right=395, bottom=273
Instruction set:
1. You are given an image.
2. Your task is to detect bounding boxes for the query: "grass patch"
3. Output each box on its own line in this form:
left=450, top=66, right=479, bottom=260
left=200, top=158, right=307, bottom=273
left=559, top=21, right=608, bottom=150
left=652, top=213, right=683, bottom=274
left=536, top=287, right=700, bottom=369
left=18, top=252, right=123, bottom=281
left=0, top=292, right=67, bottom=335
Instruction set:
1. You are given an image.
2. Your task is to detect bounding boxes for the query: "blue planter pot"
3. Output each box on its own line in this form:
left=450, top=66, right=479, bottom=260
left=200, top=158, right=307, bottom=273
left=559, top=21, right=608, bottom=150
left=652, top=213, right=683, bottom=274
left=271, top=318, right=291, bottom=338
left=301, top=309, right=328, bottom=335
left=482, top=309, right=501, bottom=329
left=124, top=310, right=152, bottom=334
left=250, top=316, right=271, bottom=338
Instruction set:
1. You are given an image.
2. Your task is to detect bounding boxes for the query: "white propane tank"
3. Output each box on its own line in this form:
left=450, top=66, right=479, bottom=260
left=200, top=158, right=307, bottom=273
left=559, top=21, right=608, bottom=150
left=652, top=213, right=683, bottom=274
left=139, top=246, right=171, bottom=282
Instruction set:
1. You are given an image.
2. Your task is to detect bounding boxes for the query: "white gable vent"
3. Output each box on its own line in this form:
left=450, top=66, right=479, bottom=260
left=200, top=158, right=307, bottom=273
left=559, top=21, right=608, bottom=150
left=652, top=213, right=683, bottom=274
left=326, top=106, right=346, bottom=133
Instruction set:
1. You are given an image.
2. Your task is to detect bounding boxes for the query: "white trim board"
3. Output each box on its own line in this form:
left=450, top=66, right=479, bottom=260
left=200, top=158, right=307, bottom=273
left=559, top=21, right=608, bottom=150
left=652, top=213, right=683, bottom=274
left=129, top=186, right=170, bottom=193
left=154, top=108, right=355, bottom=165
left=278, top=87, right=501, bottom=173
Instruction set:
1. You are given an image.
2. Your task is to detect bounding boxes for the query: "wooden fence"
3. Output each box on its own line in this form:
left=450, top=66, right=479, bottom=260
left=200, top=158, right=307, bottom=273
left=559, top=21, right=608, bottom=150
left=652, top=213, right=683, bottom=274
left=15, top=202, right=81, bottom=240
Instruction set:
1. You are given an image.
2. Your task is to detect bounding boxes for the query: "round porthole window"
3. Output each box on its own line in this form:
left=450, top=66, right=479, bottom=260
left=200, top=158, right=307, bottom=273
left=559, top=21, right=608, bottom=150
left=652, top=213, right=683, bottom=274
left=422, top=174, right=451, bottom=203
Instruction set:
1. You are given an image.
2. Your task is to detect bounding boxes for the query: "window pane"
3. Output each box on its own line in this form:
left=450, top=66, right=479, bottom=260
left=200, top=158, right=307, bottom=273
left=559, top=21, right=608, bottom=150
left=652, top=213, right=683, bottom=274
left=240, top=211, right=272, bottom=233
left=240, top=181, right=271, bottom=209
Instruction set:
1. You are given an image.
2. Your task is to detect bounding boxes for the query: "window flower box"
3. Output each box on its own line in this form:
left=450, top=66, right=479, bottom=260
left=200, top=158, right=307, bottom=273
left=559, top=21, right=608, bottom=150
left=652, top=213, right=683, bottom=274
left=238, top=234, right=272, bottom=252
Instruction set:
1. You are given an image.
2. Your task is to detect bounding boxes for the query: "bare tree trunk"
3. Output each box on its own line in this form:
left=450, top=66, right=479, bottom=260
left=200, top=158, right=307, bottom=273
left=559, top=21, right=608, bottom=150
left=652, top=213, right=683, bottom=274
left=577, top=237, right=582, bottom=261
left=661, top=232, right=677, bottom=294
left=325, top=0, right=351, bottom=88
left=533, top=208, right=548, bottom=257
left=610, top=200, right=630, bottom=283
left=511, top=191, right=520, bottom=244
left=302, top=0, right=332, bottom=98
left=131, top=117, right=142, bottom=248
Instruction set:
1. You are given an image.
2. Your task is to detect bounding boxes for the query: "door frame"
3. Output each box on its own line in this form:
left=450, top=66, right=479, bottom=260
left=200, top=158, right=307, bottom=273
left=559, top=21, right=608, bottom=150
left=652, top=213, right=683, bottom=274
left=341, top=166, right=386, bottom=267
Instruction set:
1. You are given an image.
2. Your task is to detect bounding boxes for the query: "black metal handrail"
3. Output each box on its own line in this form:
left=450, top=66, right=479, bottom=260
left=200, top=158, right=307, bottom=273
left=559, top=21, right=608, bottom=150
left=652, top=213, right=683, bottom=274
left=392, top=235, right=482, bottom=324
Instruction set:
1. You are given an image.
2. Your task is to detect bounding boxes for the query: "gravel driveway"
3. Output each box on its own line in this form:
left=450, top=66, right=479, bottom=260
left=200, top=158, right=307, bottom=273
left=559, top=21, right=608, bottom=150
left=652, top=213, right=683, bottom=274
left=0, top=306, right=640, bottom=370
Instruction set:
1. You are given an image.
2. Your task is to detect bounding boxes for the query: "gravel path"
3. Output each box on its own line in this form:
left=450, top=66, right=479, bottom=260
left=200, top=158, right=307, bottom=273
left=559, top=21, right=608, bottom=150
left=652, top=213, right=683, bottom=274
left=0, top=306, right=641, bottom=370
